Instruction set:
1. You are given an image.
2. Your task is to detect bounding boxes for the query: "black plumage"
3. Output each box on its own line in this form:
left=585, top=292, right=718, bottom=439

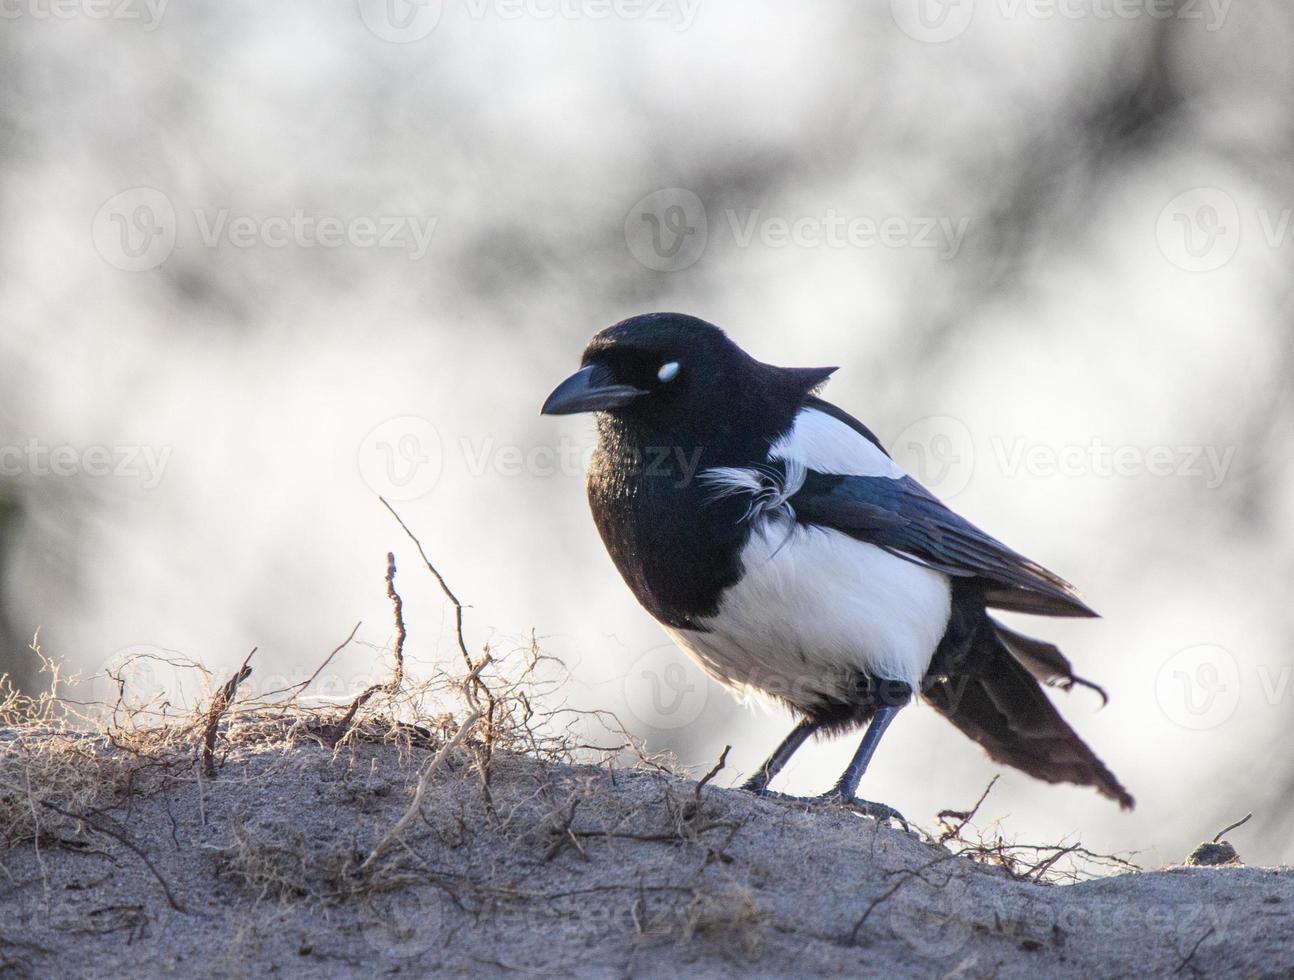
left=542, top=312, right=1133, bottom=812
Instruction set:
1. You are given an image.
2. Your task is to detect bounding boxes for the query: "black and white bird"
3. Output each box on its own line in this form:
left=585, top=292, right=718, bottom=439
left=541, top=313, right=1133, bottom=815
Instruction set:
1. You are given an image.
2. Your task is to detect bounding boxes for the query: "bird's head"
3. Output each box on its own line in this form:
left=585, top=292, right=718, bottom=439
left=541, top=313, right=836, bottom=439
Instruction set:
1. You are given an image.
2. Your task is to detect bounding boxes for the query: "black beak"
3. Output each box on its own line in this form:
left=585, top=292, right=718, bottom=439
left=540, top=364, right=648, bottom=416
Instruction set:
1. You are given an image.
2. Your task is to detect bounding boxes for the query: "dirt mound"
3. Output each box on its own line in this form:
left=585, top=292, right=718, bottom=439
left=1, top=728, right=1289, bottom=979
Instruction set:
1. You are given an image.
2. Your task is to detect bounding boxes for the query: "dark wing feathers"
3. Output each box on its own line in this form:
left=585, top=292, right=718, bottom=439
left=788, top=470, right=1097, bottom=618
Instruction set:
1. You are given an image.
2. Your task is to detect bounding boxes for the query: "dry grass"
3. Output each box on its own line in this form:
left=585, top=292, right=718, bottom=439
left=0, top=502, right=641, bottom=918
left=0, top=501, right=1157, bottom=978
left=931, top=776, right=1140, bottom=883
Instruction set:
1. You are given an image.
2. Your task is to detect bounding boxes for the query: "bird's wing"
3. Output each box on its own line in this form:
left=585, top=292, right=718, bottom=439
left=771, top=404, right=1096, bottom=618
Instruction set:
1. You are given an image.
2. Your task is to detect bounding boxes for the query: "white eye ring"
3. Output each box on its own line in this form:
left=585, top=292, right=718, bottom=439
left=657, top=361, right=680, bottom=382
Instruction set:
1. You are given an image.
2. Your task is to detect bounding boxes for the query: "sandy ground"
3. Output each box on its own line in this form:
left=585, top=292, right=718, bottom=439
left=1, top=731, right=1290, bottom=980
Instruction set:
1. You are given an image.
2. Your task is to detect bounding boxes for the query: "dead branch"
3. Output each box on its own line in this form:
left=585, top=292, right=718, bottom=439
left=324, top=554, right=408, bottom=746
left=1028, top=843, right=1080, bottom=882
left=936, top=776, right=998, bottom=844
left=1212, top=812, right=1253, bottom=843
left=360, top=710, right=481, bottom=872
left=694, top=745, right=730, bottom=800
left=379, top=497, right=473, bottom=675
left=199, top=649, right=255, bottom=778
left=379, top=498, right=497, bottom=751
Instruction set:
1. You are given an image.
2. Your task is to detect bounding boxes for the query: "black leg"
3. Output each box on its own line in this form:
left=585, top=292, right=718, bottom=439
left=828, top=705, right=904, bottom=823
left=741, top=717, right=821, bottom=794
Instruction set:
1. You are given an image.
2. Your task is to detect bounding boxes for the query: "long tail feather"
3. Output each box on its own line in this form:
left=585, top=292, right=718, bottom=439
left=925, top=619, right=1134, bottom=809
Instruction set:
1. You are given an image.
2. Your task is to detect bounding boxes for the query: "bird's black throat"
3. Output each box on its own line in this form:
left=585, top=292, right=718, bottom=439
left=585, top=358, right=823, bottom=630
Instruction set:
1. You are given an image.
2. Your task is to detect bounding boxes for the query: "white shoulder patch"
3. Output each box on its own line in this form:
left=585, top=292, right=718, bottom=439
left=770, top=407, right=904, bottom=479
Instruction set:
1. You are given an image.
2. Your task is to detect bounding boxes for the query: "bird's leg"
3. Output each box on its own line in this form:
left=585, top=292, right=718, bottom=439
left=823, top=705, right=908, bottom=827
left=740, top=717, right=821, bottom=794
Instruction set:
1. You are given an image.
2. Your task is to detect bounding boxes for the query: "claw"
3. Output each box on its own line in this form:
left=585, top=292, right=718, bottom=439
left=814, top=790, right=910, bottom=830
left=740, top=771, right=774, bottom=795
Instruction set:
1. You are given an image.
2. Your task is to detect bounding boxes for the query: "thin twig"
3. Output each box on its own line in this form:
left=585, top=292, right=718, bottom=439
left=937, top=776, right=998, bottom=844
left=0, top=783, right=187, bottom=913
left=263, top=622, right=361, bottom=703
left=688, top=744, right=730, bottom=815
left=1212, top=812, right=1253, bottom=843
left=1174, top=926, right=1215, bottom=975
left=379, top=497, right=499, bottom=780
left=1029, top=843, right=1081, bottom=882
left=360, top=710, right=480, bottom=872
left=326, top=555, right=407, bottom=745
left=385, top=551, right=407, bottom=679
left=200, top=649, right=255, bottom=778
left=695, top=745, right=731, bottom=797
left=380, top=497, right=473, bottom=674
left=849, top=853, right=960, bottom=945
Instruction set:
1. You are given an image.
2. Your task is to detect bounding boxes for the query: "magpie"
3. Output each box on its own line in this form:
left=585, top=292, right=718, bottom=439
left=541, top=312, right=1133, bottom=815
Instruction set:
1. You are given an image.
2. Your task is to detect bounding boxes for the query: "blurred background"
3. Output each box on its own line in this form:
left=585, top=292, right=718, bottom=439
left=2, top=0, right=1291, bottom=867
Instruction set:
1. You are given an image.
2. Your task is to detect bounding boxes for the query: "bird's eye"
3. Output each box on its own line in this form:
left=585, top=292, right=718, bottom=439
left=657, top=361, right=680, bottom=383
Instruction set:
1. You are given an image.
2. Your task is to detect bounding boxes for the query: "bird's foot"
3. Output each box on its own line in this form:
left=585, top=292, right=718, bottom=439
left=812, top=790, right=909, bottom=830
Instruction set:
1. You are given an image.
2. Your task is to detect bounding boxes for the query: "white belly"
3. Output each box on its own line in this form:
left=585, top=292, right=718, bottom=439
left=664, top=520, right=952, bottom=711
